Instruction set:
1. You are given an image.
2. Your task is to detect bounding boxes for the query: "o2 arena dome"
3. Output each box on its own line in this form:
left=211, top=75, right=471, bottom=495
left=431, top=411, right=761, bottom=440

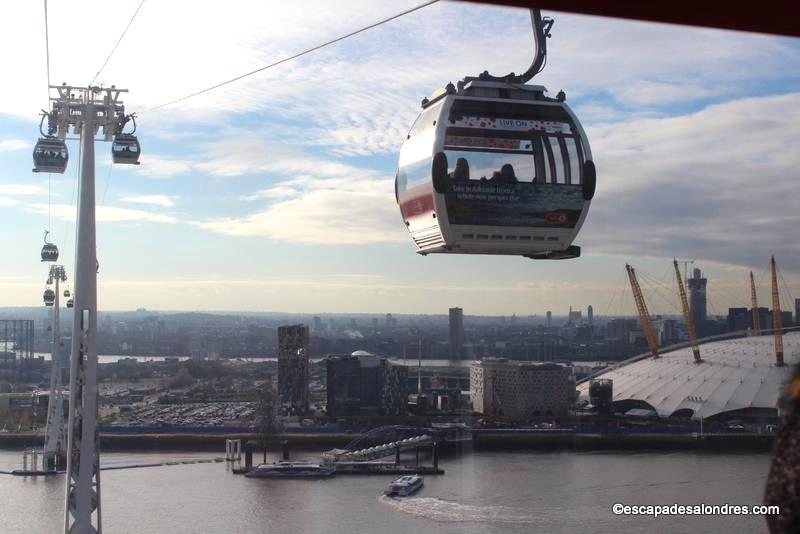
left=577, top=332, right=800, bottom=420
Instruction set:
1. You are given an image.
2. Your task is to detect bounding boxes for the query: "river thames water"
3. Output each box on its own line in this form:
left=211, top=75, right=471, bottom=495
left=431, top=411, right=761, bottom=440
left=0, top=448, right=773, bottom=533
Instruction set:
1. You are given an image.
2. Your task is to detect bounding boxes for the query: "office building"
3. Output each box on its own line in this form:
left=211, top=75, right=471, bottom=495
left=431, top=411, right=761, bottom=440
left=688, top=268, right=708, bottom=325
left=587, top=305, right=593, bottom=323
left=278, top=324, right=310, bottom=413
left=470, top=359, right=575, bottom=417
left=546, top=311, right=552, bottom=327
left=326, top=351, right=408, bottom=417
left=449, top=307, right=465, bottom=359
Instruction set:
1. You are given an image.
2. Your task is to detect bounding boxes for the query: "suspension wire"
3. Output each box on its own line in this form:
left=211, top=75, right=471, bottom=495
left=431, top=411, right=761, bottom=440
left=776, top=263, right=796, bottom=309
left=149, top=0, right=441, bottom=111
left=600, top=269, right=628, bottom=318
left=100, top=162, right=113, bottom=206
left=89, top=0, right=147, bottom=86
left=43, top=0, right=51, bottom=101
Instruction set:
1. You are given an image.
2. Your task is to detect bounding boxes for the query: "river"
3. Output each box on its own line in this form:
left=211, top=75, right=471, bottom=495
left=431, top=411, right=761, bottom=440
left=0, top=448, right=772, bottom=533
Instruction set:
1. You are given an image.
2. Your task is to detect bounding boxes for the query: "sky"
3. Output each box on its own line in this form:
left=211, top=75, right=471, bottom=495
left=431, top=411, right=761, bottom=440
left=0, top=0, right=798, bottom=316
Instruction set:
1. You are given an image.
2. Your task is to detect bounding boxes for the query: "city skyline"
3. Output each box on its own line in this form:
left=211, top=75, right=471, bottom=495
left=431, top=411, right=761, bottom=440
left=1, top=1, right=798, bottom=314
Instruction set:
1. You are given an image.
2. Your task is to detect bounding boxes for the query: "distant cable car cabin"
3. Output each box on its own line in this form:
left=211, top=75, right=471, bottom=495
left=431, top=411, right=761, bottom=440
left=112, top=114, right=141, bottom=165
left=395, top=10, right=595, bottom=260
left=33, top=110, right=68, bottom=174
left=41, top=231, right=59, bottom=262
left=111, top=134, right=141, bottom=165
left=43, top=288, right=55, bottom=307
left=64, top=289, right=70, bottom=297
left=32, top=138, right=69, bottom=174
left=66, top=298, right=74, bottom=309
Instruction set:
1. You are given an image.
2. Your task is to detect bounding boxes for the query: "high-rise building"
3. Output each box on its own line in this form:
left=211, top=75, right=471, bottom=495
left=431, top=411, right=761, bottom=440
left=449, top=307, right=464, bottom=359
left=312, top=316, right=322, bottom=332
left=795, top=298, right=800, bottom=326
left=546, top=311, right=552, bottom=327
left=688, top=268, right=708, bottom=325
left=385, top=313, right=393, bottom=333
left=326, top=352, right=408, bottom=417
left=277, top=324, right=310, bottom=413
left=470, top=359, right=575, bottom=417
left=587, top=305, right=593, bottom=323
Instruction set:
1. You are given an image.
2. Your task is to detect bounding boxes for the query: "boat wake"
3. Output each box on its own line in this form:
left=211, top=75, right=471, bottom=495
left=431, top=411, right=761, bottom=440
left=378, top=496, right=538, bottom=524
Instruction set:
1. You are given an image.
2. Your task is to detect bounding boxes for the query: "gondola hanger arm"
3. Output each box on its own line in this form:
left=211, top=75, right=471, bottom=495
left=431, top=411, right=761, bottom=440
left=472, top=9, right=553, bottom=84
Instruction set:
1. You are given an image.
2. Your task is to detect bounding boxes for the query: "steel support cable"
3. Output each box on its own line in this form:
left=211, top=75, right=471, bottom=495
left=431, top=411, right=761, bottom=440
left=89, top=0, right=147, bottom=86
left=776, top=264, right=796, bottom=307
left=43, top=0, right=51, bottom=101
left=148, top=0, right=441, bottom=111
left=636, top=270, right=680, bottom=316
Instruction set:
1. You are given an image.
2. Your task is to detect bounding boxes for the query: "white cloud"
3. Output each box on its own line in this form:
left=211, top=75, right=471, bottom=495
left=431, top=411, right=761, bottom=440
left=0, top=197, right=18, bottom=206
left=130, top=155, right=194, bottom=178
left=582, top=92, right=800, bottom=271
left=120, top=194, right=175, bottom=208
left=197, top=165, right=404, bottom=244
left=27, top=203, right=177, bottom=224
left=0, top=184, right=45, bottom=195
left=241, top=186, right=300, bottom=201
left=0, top=139, right=29, bottom=152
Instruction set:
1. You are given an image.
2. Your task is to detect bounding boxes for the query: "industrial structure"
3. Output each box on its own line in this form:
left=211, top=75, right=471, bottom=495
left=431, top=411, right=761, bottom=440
left=0, top=320, right=35, bottom=381
left=277, top=324, right=310, bottom=413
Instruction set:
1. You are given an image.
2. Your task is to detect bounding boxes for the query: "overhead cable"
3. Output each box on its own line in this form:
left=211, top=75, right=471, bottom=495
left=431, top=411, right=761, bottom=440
left=150, top=0, right=440, bottom=111
left=89, top=0, right=147, bottom=86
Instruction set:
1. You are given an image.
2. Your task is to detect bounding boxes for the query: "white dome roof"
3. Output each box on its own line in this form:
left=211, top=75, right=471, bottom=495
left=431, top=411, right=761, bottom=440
left=577, top=332, right=800, bottom=419
left=351, top=350, right=374, bottom=357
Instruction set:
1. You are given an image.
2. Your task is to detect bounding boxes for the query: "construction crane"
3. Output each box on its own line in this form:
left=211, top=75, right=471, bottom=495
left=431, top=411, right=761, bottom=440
left=673, top=259, right=701, bottom=363
left=750, top=271, right=761, bottom=336
left=771, top=256, right=784, bottom=367
left=626, top=264, right=659, bottom=359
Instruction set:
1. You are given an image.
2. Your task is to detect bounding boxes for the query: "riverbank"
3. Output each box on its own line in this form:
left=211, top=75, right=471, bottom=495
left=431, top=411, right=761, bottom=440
left=0, top=430, right=776, bottom=452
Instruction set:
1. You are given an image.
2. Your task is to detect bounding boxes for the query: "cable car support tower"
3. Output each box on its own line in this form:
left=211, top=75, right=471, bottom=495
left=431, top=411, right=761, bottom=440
left=36, top=83, right=138, bottom=534
left=44, top=264, right=68, bottom=471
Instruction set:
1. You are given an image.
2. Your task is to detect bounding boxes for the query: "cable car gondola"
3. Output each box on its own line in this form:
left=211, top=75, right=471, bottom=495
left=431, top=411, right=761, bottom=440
left=395, top=10, right=595, bottom=260
left=32, top=111, right=68, bottom=173
left=66, top=298, right=74, bottom=309
left=41, top=230, right=59, bottom=262
left=112, top=114, right=141, bottom=165
left=32, top=138, right=68, bottom=174
left=43, top=288, right=55, bottom=307
left=64, top=289, right=70, bottom=298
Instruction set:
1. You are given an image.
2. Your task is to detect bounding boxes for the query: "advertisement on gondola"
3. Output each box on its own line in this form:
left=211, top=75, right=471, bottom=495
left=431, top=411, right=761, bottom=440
left=445, top=181, right=583, bottom=227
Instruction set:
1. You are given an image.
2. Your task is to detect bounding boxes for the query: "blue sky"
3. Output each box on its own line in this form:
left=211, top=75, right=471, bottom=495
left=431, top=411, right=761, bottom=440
left=1, top=0, right=799, bottom=315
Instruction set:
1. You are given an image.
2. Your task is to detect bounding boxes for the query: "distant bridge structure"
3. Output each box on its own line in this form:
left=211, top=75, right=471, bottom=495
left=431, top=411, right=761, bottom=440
left=323, top=424, right=471, bottom=463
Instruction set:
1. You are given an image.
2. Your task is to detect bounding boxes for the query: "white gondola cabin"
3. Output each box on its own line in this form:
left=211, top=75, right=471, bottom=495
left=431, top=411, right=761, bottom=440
left=395, top=80, right=595, bottom=260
